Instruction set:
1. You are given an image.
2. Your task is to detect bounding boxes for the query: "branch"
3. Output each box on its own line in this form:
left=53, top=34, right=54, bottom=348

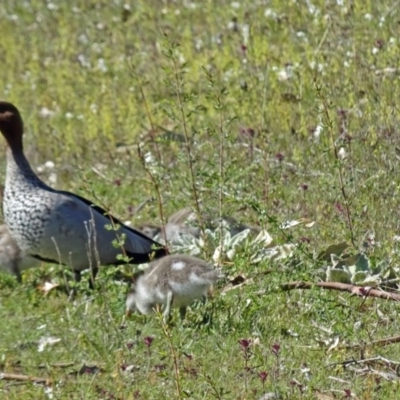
left=0, top=372, right=50, bottom=384
left=345, top=335, right=400, bottom=350
left=281, top=281, right=400, bottom=302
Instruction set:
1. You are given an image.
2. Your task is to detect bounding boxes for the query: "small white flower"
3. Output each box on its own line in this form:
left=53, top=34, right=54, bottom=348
left=39, top=107, right=56, bottom=118
left=45, top=161, right=55, bottom=169
left=313, top=124, right=323, bottom=139
left=37, top=336, right=61, bottom=352
left=277, top=66, right=293, bottom=81
left=264, top=8, right=278, bottom=18
left=227, top=21, right=236, bottom=30
left=47, top=3, right=58, bottom=10
left=97, top=58, right=108, bottom=72
left=195, top=39, right=203, bottom=51
left=48, top=172, right=57, bottom=184
left=184, top=1, right=196, bottom=9
left=338, top=147, right=347, bottom=159
left=78, top=34, right=89, bottom=44
left=44, top=386, right=54, bottom=399
left=77, top=54, right=91, bottom=68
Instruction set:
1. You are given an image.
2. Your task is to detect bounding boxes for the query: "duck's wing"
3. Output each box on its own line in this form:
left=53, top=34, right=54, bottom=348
left=32, top=189, right=168, bottom=266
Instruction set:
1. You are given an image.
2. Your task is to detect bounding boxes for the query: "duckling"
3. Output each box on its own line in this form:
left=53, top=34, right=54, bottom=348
left=137, top=224, right=161, bottom=240
left=138, top=207, right=260, bottom=245
left=126, top=254, right=224, bottom=322
left=0, top=224, right=41, bottom=282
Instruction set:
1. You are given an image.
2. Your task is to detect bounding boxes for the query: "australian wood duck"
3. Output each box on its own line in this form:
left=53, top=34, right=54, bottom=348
left=0, top=102, right=168, bottom=286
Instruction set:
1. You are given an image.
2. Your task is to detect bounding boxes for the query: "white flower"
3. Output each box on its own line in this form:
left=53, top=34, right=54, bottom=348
left=97, top=58, right=108, bottom=72
left=338, top=147, right=347, bottom=159
left=313, top=124, right=323, bottom=140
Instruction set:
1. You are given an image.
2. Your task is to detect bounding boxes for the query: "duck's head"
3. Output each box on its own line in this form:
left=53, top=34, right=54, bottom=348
left=0, top=102, right=24, bottom=151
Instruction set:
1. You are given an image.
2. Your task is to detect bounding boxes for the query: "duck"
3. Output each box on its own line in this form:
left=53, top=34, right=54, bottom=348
left=0, top=102, right=168, bottom=287
left=0, top=224, right=41, bottom=282
left=126, top=254, right=224, bottom=321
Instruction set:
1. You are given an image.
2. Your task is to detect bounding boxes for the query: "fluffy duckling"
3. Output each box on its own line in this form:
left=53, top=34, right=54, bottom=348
left=0, top=224, right=41, bottom=282
left=137, top=224, right=161, bottom=240
left=126, top=254, right=224, bottom=321
left=138, top=207, right=260, bottom=244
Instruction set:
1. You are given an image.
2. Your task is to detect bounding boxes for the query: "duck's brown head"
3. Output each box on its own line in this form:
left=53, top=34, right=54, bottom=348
left=0, top=102, right=24, bottom=151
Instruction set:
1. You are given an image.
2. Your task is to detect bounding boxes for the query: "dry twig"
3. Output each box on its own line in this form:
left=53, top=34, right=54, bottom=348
left=281, top=281, right=400, bottom=302
left=0, top=372, right=50, bottom=384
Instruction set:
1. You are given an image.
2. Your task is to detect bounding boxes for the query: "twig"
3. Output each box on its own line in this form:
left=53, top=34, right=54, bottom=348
left=130, top=196, right=154, bottom=216
left=328, top=355, right=400, bottom=369
left=38, top=362, right=75, bottom=369
left=281, top=281, right=400, bottom=301
left=0, top=372, right=50, bottom=384
left=327, top=376, right=351, bottom=384
left=344, top=335, right=400, bottom=350
left=91, top=167, right=111, bottom=181
left=346, top=366, right=399, bottom=381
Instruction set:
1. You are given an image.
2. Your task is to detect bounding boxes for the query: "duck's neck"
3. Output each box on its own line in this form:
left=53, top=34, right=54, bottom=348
left=6, top=147, right=46, bottom=187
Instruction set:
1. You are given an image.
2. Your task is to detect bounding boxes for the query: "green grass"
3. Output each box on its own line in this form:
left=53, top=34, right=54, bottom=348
left=1, top=0, right=400, bottom=398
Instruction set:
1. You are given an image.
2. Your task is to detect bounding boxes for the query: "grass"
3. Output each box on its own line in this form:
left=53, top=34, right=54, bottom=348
left=1, top=0, right=400, bottom=398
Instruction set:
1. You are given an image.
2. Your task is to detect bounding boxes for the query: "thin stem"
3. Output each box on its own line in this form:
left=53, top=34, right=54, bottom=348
left=260, top=68, right=270, bottom=213
left=159, top=318, right=183, bottom=399
left=317, top=83, right=356, bottom=247
left=218, top=95, right=225, bottom=261
left=127, top=64, right=168, bottom=243
left=170, top=56, right=207, bottom=245
left=138, top=82, right=163, bottom=165
left=137, top=145, right=168, bottom=246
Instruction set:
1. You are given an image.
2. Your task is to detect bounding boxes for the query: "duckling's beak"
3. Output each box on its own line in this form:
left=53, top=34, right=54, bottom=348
left=125, top=308, right=132, bottom=317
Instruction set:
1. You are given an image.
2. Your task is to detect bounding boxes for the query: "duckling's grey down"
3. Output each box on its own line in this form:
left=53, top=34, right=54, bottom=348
left=126, top=254, right=224, bottom=321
